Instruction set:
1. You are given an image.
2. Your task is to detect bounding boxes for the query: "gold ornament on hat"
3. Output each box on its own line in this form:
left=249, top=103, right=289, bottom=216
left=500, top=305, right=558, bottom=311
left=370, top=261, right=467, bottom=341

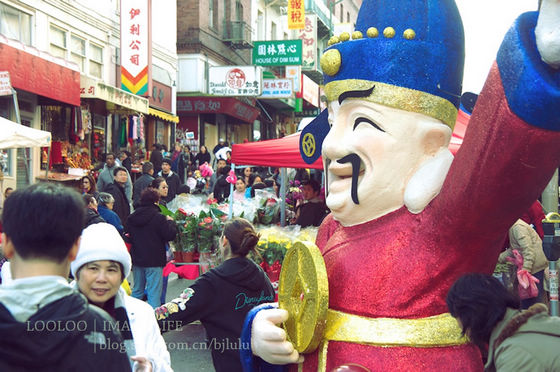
left=327, top=36, right=340, bottom=46
left=366, top=27, right=379, bottom=38
left=404, top=28, right=416, bottom=40
left=339, top=32, right=350, bottom=42
left=383, top=27, right=396, bottom=38
left=320, top=49, right=342, bottom=76
left=352, top=31, right=363, bottom=40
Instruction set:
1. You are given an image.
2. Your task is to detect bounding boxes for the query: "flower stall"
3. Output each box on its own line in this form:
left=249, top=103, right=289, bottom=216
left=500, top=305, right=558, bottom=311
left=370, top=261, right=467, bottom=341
left=160, top=192, right=318, bottom=287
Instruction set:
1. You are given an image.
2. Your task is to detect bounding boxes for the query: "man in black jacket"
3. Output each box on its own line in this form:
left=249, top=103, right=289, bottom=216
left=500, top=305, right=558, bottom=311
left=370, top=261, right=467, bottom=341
left=149, top=144, right=163, bottom=175
left=126, top=188, right=177, bottom=308
left=159, top=158, right=181, bottom=204
left=132, top=161, right=154, bottom=208
left=105, top=166, right=131, bottom=224
left=294, top=179, right=327, bottom=227
left=0, top=183, right=131, bottom=371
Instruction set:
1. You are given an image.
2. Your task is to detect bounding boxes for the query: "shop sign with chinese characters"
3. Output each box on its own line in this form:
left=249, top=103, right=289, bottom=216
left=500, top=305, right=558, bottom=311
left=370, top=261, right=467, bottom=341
left=293, top=15, right=317, bottom=70
left=252, top=40, right=302, bottom=66
left=260, top=79, right=293, bottom=98
left=288, top=0, right=305, bottom=29
left=177, top=97, right=260, bottom=123
left=208, top=66, right=262, bottom=96
left=80, top=76, right=149, bottom=114
left=120, top=0, right=150, bottom=95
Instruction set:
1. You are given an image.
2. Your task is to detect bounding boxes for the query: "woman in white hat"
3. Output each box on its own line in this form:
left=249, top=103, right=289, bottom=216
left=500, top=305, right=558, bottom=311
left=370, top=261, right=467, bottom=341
left=71, top=223, right=172, bottom=372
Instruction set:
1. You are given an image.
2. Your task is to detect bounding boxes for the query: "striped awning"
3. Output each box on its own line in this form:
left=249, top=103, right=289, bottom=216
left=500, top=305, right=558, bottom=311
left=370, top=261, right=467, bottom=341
left=148, top=107, right=179, bottom=123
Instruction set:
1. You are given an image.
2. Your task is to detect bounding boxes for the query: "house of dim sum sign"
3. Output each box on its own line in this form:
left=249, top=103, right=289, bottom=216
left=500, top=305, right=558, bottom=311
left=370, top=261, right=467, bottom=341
left=208, top=66, right=262, bottom=96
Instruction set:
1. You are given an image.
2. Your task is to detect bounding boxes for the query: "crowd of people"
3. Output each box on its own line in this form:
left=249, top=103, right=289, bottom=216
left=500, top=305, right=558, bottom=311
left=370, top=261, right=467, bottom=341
left=0, top=182, right=274, bottom=371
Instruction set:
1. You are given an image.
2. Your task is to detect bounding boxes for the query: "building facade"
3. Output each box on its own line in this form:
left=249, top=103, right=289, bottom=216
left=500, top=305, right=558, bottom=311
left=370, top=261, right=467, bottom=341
left=0, top=0, right=177, bottom=192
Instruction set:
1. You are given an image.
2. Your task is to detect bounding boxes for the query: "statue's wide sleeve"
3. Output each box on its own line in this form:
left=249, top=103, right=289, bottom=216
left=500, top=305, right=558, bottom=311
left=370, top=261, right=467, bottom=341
left=435, top=12, right=560, bottom=245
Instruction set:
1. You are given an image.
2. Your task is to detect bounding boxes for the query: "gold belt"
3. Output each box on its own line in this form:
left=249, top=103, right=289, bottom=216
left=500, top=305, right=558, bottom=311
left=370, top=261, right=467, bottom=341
left=324, top=309, right=468, bottom=347
left=305, top=310, right=469, bottom=372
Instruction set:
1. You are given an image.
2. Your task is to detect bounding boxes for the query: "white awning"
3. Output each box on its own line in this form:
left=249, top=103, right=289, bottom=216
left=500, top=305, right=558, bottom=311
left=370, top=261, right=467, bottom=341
left=0, top=116, right=51, bottom=148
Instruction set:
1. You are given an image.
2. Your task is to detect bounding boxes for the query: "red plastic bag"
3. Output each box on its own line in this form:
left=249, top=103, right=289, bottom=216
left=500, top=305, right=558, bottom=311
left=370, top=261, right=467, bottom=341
left=507, top=249, right=540, bottom=300
left=517, top=269, right=540, bottom=300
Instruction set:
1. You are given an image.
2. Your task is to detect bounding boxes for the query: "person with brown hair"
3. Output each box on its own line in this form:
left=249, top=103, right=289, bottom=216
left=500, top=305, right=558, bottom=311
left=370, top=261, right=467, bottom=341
left=156, top=217, right=274, bottom=372
left=80, top=174, right=98, bottom=199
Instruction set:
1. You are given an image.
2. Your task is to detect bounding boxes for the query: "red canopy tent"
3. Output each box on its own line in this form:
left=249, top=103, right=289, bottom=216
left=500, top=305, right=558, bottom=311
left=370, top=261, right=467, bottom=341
left=231, top=133, right=323, bottom=169
left=231, top=110, right=470, bottom=168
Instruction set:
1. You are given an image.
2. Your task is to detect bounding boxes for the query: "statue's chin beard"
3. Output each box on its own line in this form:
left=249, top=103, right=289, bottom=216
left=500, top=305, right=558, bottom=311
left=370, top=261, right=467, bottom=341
left=336, top=153, right=362, bottom=205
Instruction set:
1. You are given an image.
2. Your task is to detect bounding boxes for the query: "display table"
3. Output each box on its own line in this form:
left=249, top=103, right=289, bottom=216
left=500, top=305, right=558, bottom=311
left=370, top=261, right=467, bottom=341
left=162, top=260, right=215, bottom=280
left=36, top=172, right=83, bottom=189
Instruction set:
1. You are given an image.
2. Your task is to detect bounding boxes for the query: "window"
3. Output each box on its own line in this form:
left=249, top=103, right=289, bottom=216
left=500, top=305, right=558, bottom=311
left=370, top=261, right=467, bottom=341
left=0, top=3, right=31, bottom=45
left=70, top=35, right=86, bottom=71
left=270, top=22, right=277, bottom=40
left=235, top=0, right=243, bottom=21
left=0, top=149, right=10, bottom=176
left=347, top=12, right=350, bottom=23
left=209, top=0, right=214, bottom=27
left=340, top=4, right=343, bottom=21
left=50, top=25, right=67, bottom=59
left=89, top=43, right=103, bottom=78
left=257, top=10, right=264, bottom=40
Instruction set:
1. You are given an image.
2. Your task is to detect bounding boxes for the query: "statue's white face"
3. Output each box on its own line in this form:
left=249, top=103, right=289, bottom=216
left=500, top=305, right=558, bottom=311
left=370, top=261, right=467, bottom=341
left=322, top=98, right=450, bottom=226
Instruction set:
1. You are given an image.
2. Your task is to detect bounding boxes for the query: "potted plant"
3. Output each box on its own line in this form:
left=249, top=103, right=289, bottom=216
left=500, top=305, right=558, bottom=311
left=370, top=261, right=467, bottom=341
left=181, top=213, right=198, bottom=262
left=160, top=206, right=197, bottom=263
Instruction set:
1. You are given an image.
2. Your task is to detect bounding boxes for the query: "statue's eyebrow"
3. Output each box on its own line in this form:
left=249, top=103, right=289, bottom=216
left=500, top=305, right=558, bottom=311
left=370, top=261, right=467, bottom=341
left=338, top=85, right=375, bottom=104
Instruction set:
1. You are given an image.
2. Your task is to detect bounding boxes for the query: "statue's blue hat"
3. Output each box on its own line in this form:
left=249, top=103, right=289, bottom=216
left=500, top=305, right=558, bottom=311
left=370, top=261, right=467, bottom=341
left=301, top=0, right=465, bottom=164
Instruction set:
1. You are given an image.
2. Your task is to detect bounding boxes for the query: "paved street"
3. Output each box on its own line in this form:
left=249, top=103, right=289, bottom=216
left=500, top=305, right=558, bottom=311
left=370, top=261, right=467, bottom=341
left=162, top=273, right=216, bottom=372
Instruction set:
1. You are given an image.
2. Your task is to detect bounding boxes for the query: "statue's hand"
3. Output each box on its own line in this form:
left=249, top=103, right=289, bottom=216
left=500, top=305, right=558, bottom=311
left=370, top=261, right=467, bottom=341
left=536, top=0, right=560, bottom=68
left=251, top=308, right=304, bottom=365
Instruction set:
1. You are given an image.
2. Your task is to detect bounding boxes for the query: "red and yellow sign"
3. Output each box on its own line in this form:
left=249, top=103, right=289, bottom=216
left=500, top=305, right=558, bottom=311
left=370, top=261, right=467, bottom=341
left=288, top=0, right=305, bottom=30
left=120, top=0, right=150, bottom=95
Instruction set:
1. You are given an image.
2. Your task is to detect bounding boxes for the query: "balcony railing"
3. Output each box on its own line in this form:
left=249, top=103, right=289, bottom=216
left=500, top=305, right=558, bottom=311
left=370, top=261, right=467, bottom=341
left=222, top=21, right=253, bottom=49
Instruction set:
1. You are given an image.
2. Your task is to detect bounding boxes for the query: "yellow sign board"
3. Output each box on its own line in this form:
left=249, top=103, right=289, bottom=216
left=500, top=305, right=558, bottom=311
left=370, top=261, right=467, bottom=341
left=288, top=0, right=305, bottom=29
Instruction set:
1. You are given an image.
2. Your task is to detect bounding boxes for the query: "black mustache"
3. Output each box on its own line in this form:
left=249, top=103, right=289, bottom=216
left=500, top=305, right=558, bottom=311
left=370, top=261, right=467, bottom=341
left=337, top=153, right=361, bottom=205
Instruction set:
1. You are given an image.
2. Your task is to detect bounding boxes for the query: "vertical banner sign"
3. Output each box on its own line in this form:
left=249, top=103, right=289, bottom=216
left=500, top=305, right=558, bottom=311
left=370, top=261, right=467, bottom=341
left=288, top=0, right=305, bottom=30
left=121, top=0, right=150, bottom=95
left=297, top=14, right=317, bottom=70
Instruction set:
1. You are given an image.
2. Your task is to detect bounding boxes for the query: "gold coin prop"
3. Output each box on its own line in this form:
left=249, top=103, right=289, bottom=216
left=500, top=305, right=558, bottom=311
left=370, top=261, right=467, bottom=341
left=278, top=240, right=329, bottom=354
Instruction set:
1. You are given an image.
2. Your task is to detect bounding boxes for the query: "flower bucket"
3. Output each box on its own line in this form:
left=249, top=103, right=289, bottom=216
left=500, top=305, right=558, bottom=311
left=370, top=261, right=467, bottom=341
left=181, top=251, right=194, bottom=263
left=173, top=251, right=183, bottom=262
left=199, top=252, right=212, bottom=274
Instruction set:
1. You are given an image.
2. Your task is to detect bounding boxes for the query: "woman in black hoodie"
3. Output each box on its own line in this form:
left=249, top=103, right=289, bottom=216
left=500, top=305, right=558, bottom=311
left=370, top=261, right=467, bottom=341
left=156, top=218, right=274, bottom=372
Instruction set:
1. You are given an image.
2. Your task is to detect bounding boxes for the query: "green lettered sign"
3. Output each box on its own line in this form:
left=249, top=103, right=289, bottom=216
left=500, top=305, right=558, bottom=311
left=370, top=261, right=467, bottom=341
left=253, top=40, right=303, bottom=66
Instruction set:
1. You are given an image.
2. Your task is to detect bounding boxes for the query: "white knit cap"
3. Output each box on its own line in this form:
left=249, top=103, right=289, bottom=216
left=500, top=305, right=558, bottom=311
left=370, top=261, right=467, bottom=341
left=71, top=223, right=132, bottom=279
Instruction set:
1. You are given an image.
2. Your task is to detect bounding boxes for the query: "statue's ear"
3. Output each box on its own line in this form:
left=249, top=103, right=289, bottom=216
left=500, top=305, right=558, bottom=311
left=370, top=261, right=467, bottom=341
left=422, top=126, right=450, bottom=157
left=404, top=147, right=454, bottom=214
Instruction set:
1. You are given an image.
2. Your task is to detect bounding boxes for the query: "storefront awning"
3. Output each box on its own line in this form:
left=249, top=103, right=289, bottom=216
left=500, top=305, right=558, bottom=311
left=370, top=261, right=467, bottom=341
left=80, top=76, right=149, bottom=114
left=148, top=107, right=179, bottom=123
left=177, top=96, right=260, bottom=123
left=0, top=36, right=80, bottom=106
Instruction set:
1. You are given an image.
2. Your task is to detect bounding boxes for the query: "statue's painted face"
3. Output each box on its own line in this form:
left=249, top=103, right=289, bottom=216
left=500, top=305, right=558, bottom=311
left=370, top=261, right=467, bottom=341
left=322, top=95, right=449, bottom=226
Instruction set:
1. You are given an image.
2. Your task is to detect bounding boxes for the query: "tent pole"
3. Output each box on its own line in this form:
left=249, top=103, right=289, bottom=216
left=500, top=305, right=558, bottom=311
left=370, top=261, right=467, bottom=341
left=280, top=167, right=286, bottom=227
left=228, top=163, right=235, bottom=219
